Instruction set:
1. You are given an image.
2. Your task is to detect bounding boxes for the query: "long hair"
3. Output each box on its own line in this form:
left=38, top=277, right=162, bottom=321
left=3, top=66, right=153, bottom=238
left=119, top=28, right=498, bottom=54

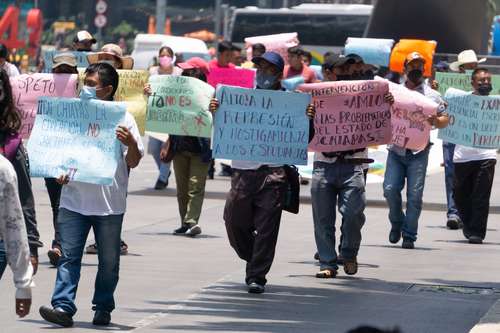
left=0, top=68, right=21, bottom=134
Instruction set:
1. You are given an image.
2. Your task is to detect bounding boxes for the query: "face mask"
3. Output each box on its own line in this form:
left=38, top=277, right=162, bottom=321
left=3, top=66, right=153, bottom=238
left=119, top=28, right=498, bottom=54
left=336, top=75, right=351, bottom=81
left=350, top=72, right=362, bottom=80
left=257, top=73, right=279, bottom=89
left=80, top=85, right=97, bottom=99
left=407, top=69, right=423, bottom=84
left=362, top=70, right=375, bottom=80
left=159, top=56, right=174, bottom=68
left=477, top=83, right=492, bottom=96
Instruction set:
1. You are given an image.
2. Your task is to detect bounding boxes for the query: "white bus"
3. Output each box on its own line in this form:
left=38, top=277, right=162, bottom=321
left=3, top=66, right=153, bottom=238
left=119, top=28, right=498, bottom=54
left=228, top=3, right=373, bottom=64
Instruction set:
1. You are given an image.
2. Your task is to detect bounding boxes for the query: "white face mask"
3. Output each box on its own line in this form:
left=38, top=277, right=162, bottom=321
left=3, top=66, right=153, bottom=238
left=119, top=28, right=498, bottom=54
left=79, top=85, right=97, bottom=99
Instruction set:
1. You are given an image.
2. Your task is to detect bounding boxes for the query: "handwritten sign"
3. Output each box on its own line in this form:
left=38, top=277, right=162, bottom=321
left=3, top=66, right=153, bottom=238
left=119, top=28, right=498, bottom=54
left=207, top=67, right=255, bottom=89
left=11, top=73, right=78, bottom=138
left=438, top=88, right=500, bottom=148
left=43, top=50, right=89, bottom=73
left=435, top=72, right=500, bottom=96
left=379, top=78, right=438, bottom=150
left=345, top=38, right=395, bottom=67
left=244, top=32, right=299, bottom=64
left=213, top=85, right=311, bottom=165
left=27, top=97, right=126, bottom=185
left=146, top=75, right=214, bottom=138
left=299, top=80, right=391, bottom=152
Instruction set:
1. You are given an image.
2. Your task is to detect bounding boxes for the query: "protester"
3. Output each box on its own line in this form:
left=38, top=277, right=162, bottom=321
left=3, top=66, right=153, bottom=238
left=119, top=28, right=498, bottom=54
left=383, top=52, right=449, bottom=249
left=0, top=44, right=20, bottom=77
left=72, top=30, right=96, bottom=52
left=302, top=50, right=312, bottom=67
left=449, top=49, right=486, bottom=73
left=0, top=154, right=34, bottom=318
left=209, top=41, right=235, bottom=70
left=0, top=68, right=41, bottom=275
left=46, top=53, right=79, bottom=267
left=210, top=51, right=315, bottom=294
left=284, top=46, right=316, bottom=83
left=454, top=68, right=497, bottom=244
left=145, top=45, right=181, bottom=190
left=159, top=58, right=212, bottom=237
left=87, top=43, right=134, bottom=70
left=39, top=62, right=143, bottom=327
left=231, top=44, right=244, bottom=67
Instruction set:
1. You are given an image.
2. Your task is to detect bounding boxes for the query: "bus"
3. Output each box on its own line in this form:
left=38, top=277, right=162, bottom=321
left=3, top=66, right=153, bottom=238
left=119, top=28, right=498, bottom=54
left=228, top=4, right=373, bottom=64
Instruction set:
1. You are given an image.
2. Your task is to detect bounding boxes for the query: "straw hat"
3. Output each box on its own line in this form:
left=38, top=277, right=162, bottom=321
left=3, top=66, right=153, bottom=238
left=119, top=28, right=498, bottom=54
left=87, top=43, right=134, bottom=70
left=449, top=50, right=486, bottom=72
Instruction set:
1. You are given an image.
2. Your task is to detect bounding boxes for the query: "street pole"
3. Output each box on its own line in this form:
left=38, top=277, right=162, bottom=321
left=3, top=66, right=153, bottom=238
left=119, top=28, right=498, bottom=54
left=156, top=0, right=167, bottom=34
left=282, top=0, right=289, bottom=8
left=214, top=0, right=222, bottom=48
left=222, top=4, right=229, bottom=40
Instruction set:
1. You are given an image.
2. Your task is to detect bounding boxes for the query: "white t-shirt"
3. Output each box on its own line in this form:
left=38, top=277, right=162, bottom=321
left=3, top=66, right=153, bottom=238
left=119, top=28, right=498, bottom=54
left=453, top=145, right=497, bottom=163
left=2, top=61, right=19, bottom=77
left=60, top=112, right=144, bottom=216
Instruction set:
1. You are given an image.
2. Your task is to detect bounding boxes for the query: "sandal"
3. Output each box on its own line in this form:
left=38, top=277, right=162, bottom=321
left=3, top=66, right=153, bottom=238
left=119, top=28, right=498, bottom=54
left=315, top=269, right=337, bottom=279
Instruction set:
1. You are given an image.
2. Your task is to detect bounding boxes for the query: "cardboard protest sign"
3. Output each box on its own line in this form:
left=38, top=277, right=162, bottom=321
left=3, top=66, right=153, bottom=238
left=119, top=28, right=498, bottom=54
left=213, top=85, right=311, bottom=165
left=27, top=97, right=126, bottom=185
left=281, top=76, right=305, bottom=91
left=379, top=78, right=439, bottom=150
left=389, top=39, right=437, bottom=77
left=244, top=32, right=299, bottom=64
left=43, top=50, right=89, bottom=73
left=146, top=75, right=214, bottom=138
left=207, top=67, right=255, bottom=89
left=438, top=88, right=500, bottom=148
left=11, top=73, right=78, bottom=138
left=298, top=80, right=391, bottom=152
left=435, top=72, right=500, bottom=96
left=345, top=38, right=395, bottom=67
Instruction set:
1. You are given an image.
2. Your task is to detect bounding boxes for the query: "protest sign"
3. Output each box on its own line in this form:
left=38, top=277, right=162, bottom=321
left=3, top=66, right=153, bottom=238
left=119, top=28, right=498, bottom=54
left=244, top=33, right=299, bottom=64
left=43, top=50, right=89, bottom=73
left=11, top=73, right=78, bottom=138
left=298, top=80, right=391, bottom=152
left=389, top=39, right=436, bottom=77
left=378, top=77, right=439, bottom=150
left=146, top=75, right=214, bottom=138
left=435, top=72, right=500, bottom=96
left=207, top=67, right=255, bottom=89
left=345, top=38, right=395, bottom=67
left=438, top=88, right=500, bottom=148
left=213, top=85, right=311, bottom=165
left=27, top=97, right=126, bottom=185
left=281, top=76, right=305, bottom=91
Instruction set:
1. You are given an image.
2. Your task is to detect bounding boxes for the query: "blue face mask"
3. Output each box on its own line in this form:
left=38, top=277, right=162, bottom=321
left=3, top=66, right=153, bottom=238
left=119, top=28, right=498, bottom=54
left=256, top=73, right=280, bottom=89
left=79, top=85, right=97, bottom=99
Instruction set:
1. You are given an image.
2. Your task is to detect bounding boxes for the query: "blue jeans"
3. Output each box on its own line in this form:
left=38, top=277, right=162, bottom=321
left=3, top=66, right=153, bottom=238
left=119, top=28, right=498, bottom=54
left=0, top=240, right=6, bottom=279
left=383, top=148, right=430, bottom=241
left=311, top=162, right=366, bottom=271
left=442, top=142, right=460, bottom=220
left=51, top=208, right=123, bottom=316
left=148, top=137, right=171, bottom=182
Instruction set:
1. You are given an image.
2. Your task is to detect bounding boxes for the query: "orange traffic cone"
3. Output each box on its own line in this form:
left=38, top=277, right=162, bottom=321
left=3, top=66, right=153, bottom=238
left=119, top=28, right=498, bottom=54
left=148, top=16, right=155, bottom=34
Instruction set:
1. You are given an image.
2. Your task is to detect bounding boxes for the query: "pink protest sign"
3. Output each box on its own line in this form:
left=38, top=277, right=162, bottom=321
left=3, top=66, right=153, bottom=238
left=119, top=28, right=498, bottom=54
left=299, top=80, right=391, bottom=152
left=11, top=73, right=78, bottom=138
left=377, top=77, right=439, bottom=150
left=245, top=33, right=299, bottom=65
left=207, top=67, right=255, bottom=89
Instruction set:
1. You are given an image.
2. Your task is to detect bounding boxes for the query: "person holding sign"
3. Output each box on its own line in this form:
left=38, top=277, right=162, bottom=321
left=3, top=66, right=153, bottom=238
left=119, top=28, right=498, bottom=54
left=39, top=63, right=144, bottom=328
left=453, top=68, right=497, bottom=244
left=383, top=52, right=449, bottom=250
left=210, top=52, right=315, bottom=294
left=72, top=30, right=96, bottom=52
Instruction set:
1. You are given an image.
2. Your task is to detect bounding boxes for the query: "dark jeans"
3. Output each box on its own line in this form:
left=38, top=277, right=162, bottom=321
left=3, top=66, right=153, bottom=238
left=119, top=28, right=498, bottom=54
left=44, top=178, right=63, bottom=248
left=311, top=162, right=366, bottom=271
left=51, top=208, right=123, bottom=316
left=454, top=159, right=496, bottom=240
left=0, top=240, right=6, bottom=279
left=442, top=142, right=459, bottom=220
left=224, top=167, right=286, bottom=286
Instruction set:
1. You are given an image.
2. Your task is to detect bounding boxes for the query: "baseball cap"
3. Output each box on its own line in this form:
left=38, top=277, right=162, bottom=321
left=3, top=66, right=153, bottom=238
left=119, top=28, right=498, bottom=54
left=52, top=52, right=77, bottom=69
left=405, top=52, right=426, bottom=66
left=252, top=52, right=285, bottom=72
left=177, top=57, right=210, bottom=75
left=73, top=30, right=96, bottom=44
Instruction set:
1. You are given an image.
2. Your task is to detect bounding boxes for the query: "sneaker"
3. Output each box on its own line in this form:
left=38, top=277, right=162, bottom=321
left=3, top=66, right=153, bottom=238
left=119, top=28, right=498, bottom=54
left=343, top=258, right=358, bottom=275
left=93, top=310, right=111, bottom=326
left=468, top=236, right=483, bottom=244
left=389, top=228, right=402, bottom=244
left=120, top=240, right=128, bottom=255
left=446, top=217, right=462, bottom=230
left=247, top=282, right=265, bottom=294
left=86, top=243, right=98, bottom=254
left=402, top=238, right=415, bottom=249
left=154, top=179, right=168, bottom=190
left=185, top=225, right=202, bottom=237
left=47, top=247, right=62, bottom=267
left=174, top=226, right=189, bottom=235
left=39, top=306, right=73, bottom=327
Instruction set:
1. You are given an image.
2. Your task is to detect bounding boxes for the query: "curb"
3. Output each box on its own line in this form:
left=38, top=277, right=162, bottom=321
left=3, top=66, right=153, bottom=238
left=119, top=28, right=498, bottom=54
left=470, top=299, right=500, bottom=333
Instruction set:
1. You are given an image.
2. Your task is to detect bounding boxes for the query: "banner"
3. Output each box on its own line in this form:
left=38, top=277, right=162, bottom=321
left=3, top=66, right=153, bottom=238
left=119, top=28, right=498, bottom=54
left=345, top=38, right=395, bottom=67
left=27, top=97, right=126, bottom=185
left=435, top=72, right=500, bottom=96
left=282, top=76, right=305, bottom=91
left=146, top=75, right=214, bottom=138
left=381, top=78, right=439, bottom=150
left=213, top=85, right=311, bottom=165
left=43, top=50, right=89, bottom=73
left=207, top=67, right=255, bottom=89
left=11, top=73, right=78, bottom=138
left=438, top=88, right=500, bottom=148
left=244, top=32, right=299, bottom=64
left=298, top=80, right=391, bottom=152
